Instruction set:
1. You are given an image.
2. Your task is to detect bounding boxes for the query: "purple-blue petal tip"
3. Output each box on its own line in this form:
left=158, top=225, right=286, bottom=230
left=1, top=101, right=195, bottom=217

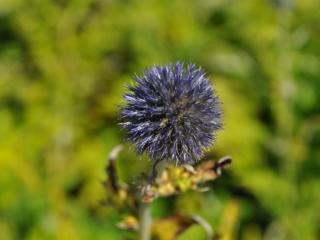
left=119, top=62, right=223, bottom=165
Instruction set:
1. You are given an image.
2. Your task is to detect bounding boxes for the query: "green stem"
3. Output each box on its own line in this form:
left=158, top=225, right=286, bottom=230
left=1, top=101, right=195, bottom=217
left=138, top=160, right=168, bottom=240
left=139, top=202, right=151, bottom=240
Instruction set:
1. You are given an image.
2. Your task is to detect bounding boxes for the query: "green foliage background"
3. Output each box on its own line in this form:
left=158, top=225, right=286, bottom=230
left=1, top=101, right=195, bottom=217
left=0, top=0, right=319, bottom=239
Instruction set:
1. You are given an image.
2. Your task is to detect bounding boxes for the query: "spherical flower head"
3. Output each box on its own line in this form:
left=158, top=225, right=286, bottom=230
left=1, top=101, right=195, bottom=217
left=119, top=62, right=222, bottom=165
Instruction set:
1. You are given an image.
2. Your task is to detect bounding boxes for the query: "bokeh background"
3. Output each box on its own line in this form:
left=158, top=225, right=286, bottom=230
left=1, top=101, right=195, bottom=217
left=0, top=0, right=319, bottom=239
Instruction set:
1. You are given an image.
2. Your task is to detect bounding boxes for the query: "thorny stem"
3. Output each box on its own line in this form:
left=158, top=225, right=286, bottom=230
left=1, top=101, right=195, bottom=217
left=139, top=160, right=168, bottom=240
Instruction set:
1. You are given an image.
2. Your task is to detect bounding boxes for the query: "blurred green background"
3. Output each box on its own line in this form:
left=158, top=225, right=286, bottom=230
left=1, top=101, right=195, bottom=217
left=0, top=0, right=319, bottom=239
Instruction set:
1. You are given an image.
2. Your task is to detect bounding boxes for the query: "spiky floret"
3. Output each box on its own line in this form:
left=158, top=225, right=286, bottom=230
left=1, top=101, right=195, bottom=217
left=119, top=62, right=222, bottom=165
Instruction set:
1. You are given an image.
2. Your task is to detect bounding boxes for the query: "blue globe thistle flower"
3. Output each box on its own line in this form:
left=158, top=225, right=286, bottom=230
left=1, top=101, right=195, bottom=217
left=119, top=62, right=222, bottom=165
